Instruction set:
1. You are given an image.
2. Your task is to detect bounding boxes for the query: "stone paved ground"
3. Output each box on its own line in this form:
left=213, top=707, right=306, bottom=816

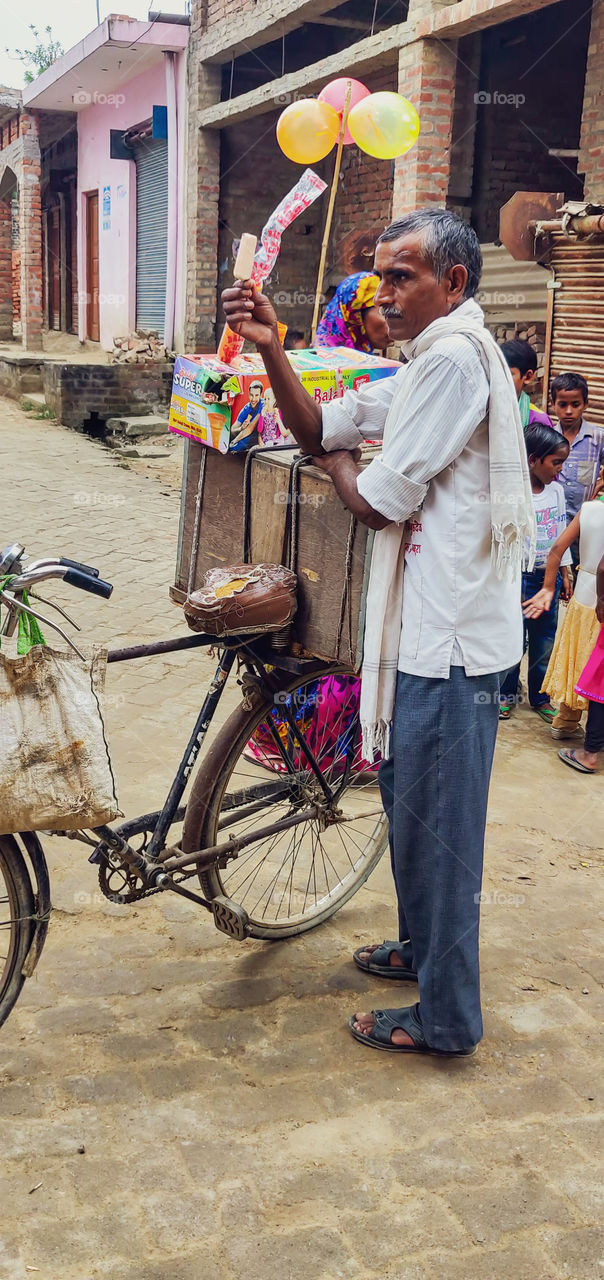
left=0, top=400, right=602, bottom=1280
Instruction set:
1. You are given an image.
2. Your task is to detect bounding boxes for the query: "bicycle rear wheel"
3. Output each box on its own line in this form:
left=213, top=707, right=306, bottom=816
left=0, top=836, right=35, bottom=1028
left=182, top=666, right=387, bottom=939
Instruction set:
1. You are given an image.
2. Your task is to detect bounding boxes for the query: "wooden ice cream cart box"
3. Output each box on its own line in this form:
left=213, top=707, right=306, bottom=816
left=170, top=441, right=376, bottom=669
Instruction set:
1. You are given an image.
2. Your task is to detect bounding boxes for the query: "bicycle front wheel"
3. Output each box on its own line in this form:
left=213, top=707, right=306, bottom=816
left=0, top=836, right=35, bottom=1028
left=182, top=667, right=388, bottom=939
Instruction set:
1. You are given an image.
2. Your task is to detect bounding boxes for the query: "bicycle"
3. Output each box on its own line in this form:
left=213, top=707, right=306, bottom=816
left=0, top=541, right=387, bottom=1028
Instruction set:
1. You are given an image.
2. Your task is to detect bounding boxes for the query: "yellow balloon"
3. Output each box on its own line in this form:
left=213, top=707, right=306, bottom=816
left=348, top=92, right=420, bottom=160
left=276, top=99, right=340, bottom=164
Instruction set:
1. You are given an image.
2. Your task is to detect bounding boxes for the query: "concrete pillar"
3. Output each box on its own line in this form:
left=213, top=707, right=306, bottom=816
left=185, top=53, right=222, bottom=352
left=0, top=201, right=12, bottom=340
left=578, top=0, right=604, bottom=200
left=393, top=37, right=458, bottom=216
left=19, top=112, right=43, bottom=350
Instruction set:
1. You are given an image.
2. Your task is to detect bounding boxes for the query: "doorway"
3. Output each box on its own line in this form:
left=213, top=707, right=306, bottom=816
left=85, top=191, right=99, bottom=342
left=48, top=207, right=60, bottom=331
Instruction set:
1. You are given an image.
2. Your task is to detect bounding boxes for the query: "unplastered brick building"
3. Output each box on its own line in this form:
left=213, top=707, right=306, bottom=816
left=185, top=0, right=602, bottom=355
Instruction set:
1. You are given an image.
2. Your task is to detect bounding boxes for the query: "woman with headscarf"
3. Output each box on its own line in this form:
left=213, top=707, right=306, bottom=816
left=315, top=271, right=389, bottom=352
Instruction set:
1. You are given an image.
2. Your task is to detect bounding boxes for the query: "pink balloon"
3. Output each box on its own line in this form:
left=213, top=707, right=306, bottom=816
left=318, top=77, right=370, bottom=145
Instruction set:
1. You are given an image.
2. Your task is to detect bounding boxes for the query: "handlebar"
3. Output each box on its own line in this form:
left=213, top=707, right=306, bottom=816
left=60, top=557, right=100, bottom=579
left=2, top=561, right=113, bottom=598
left=63, top=568, right=113, bottom=599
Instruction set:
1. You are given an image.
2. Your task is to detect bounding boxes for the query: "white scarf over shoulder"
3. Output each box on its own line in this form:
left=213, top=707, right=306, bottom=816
left=360, top=299, right=536, bottom=762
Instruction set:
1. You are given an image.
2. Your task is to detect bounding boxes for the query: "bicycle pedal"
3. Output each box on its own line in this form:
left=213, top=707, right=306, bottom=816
left=212, top=895, right=249, bottom=940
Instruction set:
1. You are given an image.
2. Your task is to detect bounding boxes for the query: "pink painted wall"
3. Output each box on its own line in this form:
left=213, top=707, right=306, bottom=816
left=77, top=57, right=185, bottom=350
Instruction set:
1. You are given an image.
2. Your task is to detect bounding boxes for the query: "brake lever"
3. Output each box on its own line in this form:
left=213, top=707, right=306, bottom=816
left=28, top=591, right=82, bottom=632
left=0, top=591, right=86, bottom=659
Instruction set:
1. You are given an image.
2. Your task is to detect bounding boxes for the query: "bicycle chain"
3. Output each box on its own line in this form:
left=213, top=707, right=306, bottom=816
left=97, top=860, right=151, bottom=904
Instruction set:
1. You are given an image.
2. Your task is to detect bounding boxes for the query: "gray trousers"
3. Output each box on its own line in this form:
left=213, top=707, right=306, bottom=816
left=378, top=666, right=501, bottom=1052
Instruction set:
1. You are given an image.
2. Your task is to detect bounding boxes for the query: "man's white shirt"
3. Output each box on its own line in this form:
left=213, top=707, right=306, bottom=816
left=321, top=333, right=523, bottom=678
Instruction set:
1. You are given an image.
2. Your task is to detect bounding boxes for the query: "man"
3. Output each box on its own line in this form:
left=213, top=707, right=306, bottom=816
left=229, top=380, right=264, bottom=452
left=222, top=208, right=534, bottom=1058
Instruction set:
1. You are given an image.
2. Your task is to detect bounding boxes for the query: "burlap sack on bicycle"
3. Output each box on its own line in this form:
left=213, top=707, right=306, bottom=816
left=0, top=644, right=121, bottom=833
left=184, top=563, right=297, bottom=637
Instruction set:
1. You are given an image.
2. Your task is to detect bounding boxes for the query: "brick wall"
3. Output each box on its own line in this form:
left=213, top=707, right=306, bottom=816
left=332, top=67, right=397, bottom=276
left=579, top=0, right=604, bottom=199
left=393, top=36, right=457, bottom=215
left=472, top=0, right=590, bottom=241
left=11, top=249, right=19, bottom=325
left=205, top=0, right=265, bottom=24
left=447, top=33, right=481, bottom=220
left=18, top=113, right=44, bottom=350
left=0, top=356, right=42, bottom=399
left=184, top=60, right=221, bottom=352
left=0, top=201, right=11, bottom=340
left=217, top=112, right=331, bottom=340
left=489, top=319, right=547, bottom=395
left=43, top=362, right=174, bottom=431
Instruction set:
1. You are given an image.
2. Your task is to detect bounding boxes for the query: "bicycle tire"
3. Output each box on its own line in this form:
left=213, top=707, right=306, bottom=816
left=0, top=836, right=36, bottom=1028
left=182, top=664, right=387, bottom=939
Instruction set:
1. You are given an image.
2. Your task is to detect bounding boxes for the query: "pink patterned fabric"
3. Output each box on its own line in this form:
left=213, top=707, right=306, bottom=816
left=574, top=622, right=604, bottom=704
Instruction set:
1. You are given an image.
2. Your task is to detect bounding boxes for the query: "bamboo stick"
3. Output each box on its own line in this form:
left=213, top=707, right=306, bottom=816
left=311, top=81, right=353, bottom=343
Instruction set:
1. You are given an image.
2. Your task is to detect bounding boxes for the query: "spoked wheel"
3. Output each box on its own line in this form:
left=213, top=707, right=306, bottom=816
left=182, top=666, right=388, bottom=939
left=0, top=836, right=36, bottom=1027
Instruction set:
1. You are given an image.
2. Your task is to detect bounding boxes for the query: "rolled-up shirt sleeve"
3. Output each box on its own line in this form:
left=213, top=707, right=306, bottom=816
left=320, top=370, right=402, bottom=451
left=352, top=345, right=489, bottom=523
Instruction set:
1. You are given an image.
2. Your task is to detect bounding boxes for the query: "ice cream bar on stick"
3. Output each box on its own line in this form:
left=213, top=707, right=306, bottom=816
left=233, top=233, right=257, bottom=281
left=217, top=169, right=327, bottom=364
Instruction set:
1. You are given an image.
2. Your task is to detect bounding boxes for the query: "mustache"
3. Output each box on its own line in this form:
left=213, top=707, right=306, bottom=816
left=380, top=307, right=403, bottom=319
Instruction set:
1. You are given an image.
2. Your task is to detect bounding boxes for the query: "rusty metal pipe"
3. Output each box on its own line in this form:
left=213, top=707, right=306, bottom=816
left=531, top=214, right=604, bottom=236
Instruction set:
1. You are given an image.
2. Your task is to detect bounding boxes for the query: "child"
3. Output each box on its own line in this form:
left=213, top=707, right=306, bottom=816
left=499, top=422, right=572, bottom=721
left=257, top=387, right=289, bottom=446
left=283, top=329, right=306, bottom=351
left=500, top=339, right=554, bottom=428
left=561, top=605, right=604, bottom=772
left=523, top=495, right=604, bottom=739
left=551, top=372, right=604, bottom=568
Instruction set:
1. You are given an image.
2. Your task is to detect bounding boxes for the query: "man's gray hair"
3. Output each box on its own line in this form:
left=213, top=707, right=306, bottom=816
left=378, top=208, right=482, bottom=299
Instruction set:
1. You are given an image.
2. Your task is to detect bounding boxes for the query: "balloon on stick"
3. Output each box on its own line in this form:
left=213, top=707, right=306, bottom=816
left=276, top=99, right=340, bottom=164
left=318, top=77, right=370, bottom=144
left=348, top=92, right=420, bottom=159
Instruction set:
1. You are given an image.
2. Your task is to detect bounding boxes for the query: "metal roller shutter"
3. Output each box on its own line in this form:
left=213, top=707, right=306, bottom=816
left=547, top=232, right=604, bottom=426
left=134, top=137, right=168, bottom=337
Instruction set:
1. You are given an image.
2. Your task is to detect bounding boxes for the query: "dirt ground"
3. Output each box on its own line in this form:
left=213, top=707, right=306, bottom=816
left=0, top=399, right=602, bottom=1280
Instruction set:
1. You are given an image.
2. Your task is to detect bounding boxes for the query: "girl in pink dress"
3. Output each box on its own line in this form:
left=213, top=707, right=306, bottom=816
left=559, top=543, right=604, bottom=774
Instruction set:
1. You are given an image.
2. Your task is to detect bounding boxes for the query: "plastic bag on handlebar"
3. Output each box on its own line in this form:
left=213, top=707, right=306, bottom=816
left=0, top=637, right=121, bottom=835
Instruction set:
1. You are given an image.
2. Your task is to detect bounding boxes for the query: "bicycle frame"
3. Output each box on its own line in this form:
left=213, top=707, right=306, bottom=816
left=85, top=632, right=352, bottom=909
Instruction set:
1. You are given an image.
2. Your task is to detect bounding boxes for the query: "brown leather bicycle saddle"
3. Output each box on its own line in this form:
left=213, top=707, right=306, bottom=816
left=184, top=563, right=297, bottom=637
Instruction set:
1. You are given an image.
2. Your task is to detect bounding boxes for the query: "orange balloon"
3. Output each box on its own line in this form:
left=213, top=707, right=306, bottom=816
left=276, top=99, right=340, bottom=164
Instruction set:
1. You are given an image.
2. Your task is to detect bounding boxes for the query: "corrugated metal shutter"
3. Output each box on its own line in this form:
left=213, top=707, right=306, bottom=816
left=134, top=137, right=168, bottom=337
left=479, top=243, right=548, bottom=324
left=548, top=232, right=604, bottom=426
